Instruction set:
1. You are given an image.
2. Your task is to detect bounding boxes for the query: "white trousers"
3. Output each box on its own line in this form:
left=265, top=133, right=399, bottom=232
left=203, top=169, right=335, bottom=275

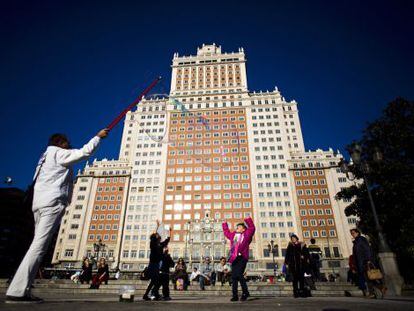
left=6, top=205, right=65, bottom=297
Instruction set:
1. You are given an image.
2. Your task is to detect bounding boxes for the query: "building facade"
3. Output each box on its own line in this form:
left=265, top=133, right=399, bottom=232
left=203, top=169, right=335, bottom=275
left=53, top=44, right=355, bottom=273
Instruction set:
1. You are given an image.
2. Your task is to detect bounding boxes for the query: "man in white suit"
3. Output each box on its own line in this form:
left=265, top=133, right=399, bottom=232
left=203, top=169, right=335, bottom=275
left=6, top=129, right=108, bottom=303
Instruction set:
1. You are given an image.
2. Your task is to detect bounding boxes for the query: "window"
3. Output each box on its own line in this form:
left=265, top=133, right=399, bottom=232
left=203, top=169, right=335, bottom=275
left=64, top=249, right=74, bottom=257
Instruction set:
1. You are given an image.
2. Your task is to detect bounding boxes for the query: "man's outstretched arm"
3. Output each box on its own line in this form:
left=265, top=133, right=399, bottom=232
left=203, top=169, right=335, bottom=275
left=56, top=129, right=108, bottom=166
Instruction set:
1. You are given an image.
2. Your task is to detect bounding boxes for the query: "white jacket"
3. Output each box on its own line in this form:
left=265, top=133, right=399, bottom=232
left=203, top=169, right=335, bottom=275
left=32, top=136, right=101, bottom=212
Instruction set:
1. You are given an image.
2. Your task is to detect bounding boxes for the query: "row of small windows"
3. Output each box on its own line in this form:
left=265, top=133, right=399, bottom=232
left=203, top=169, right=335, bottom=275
left=295, top=179, right=326, bottom=186
left=92, top=214, right=121, bottom=221
left=97, top=186, right=124, bottom=192
left=169, top=147, right=246, bottom=156
left=257, top=181, right=288, bottom=189
left=261, top=232, right=288, bottom=239
left=132, top=169, right=161, bottom=175
left=88, top=234, right=117, bottom=241
left=258, top=192, right=290, bottom=198
left=167, top=156, right=248, bottom=165
left=125, top=223, right=153, bottom=230
left=300, top=209, right=332, bottom=216
left=174, top=88, right=243, bottom=96
left=95, top=195, right=123, bottom=201
left=140, top=114, right=165, bottom=119
left=260, top=211, right=293, bottom=217
left=136, top=128, right=164, bottom=135
left=136, top=143, right=163, bottom=148
left=297, top=189, right=329, bottom=196
left=167, top=184, right=250, bottom=192
left=294, top=170, right=324, bottom=177
left=129, top=195, right=159, bottom=203
left=133, top=160, right=161, bottom=166
left=90, top=213, right=119, bottom=221
left=168, top=165, right=248, bottom=174
left=258, top=201, right=292, bottom=208
left=94, top=177, right=126, bottom=183
left=257, top=173, right=287, bottom=178
left=139, top=121, right=165, bottom=127
left=302, top=218, right=334, bottom=227
left=252, top=114, right=294, bottom=120
left=172, top=117, right=245, bottom=125
left=140, top=105, right=166, bottom=112
left=132, top=177, right=160, bottom=184
left=165, top=193, right=252, bottom=201
left=256, top=164, right=286, bottom=170
left=126, top=214, right=156, bottom=221
left=166, top=182, right=249, bottom=192
left=261, top=222, right=294, bottom=228
left=130, top=186, right=159, bottom=193
left=90, top=224, right=119, bottom=231
left=303, top=230, right=337, bottom=238
left=255, top=154, right=285, bottom=161
left=299, top=198, right=331, bottom=205
left=93, top=204, right=122, bottom=211
left=172, top=109, right=243, bottom=118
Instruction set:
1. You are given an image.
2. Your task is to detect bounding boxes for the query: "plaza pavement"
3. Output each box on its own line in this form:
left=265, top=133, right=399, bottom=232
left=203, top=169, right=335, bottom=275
left=1, top=294, right=414, bottom=311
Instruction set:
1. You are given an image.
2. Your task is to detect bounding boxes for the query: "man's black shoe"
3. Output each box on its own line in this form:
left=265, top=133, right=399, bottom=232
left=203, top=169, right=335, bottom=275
left=230, top=296, right=239, bottom=301
left=142, top=295, right=151, bottom=301
left=240, top=293, right=250, bottom=301
left=5, top=295, right=43, bottom=304
left=163, top=297, right=172, bottom=301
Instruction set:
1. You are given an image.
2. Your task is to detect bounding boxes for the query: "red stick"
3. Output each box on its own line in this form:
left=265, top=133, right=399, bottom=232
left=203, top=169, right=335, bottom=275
left=107, top=76, right=162, bottom=131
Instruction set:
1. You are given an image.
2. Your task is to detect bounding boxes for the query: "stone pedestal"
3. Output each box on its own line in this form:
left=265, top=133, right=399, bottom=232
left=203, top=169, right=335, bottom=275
left=378, top=252, right=404, bottom=296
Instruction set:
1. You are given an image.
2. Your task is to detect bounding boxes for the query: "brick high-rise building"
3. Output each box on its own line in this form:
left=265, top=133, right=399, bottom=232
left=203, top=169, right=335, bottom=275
left=52, top=44, right=355, bottom=274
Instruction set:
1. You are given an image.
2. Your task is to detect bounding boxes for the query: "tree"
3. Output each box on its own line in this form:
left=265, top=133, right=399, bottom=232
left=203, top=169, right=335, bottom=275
left=336, top=97, right=414, bottom=282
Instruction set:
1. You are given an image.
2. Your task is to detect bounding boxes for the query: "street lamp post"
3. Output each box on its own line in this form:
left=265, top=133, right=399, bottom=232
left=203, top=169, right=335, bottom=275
left=184, top=221, right=190, bottom=261
left=93, top=239, right=105, bottom=269
left=189, top=238, right=194, bottom=269
left=339, top=144, right=403, bottom=295
left=267, top=240, right=278, bottom=280
left=222, top=239, right=227, bottom=259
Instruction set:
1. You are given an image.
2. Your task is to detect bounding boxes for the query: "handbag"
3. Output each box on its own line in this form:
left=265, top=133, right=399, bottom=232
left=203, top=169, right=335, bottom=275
left=366, top=262, right=383, bottom=280
left=140, top=267, right=150, bottom=280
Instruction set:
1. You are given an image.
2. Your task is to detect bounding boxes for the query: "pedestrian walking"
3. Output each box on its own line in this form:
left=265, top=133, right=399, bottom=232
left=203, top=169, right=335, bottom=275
left=350, top=228, right=375, bottom=298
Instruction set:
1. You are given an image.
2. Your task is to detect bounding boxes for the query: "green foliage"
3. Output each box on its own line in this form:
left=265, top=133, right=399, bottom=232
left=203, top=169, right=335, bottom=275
left=335, top=98, right=414, bottom=282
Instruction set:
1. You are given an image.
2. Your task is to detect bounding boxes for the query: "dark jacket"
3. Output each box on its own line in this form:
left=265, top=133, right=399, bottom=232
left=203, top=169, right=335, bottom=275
left=284, top=242, right=310, bottom=274
left=149, top=235, right=170, bottom=264
left=80, top=264, right=92, bottom=280
left=160, top=253, right=175, bottom=274
left=352, top=235, right=372, bottom=272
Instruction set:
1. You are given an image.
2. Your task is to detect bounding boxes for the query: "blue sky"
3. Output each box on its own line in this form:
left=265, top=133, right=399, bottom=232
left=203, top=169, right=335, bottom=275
left=1, top=0, right=413, bottom=188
